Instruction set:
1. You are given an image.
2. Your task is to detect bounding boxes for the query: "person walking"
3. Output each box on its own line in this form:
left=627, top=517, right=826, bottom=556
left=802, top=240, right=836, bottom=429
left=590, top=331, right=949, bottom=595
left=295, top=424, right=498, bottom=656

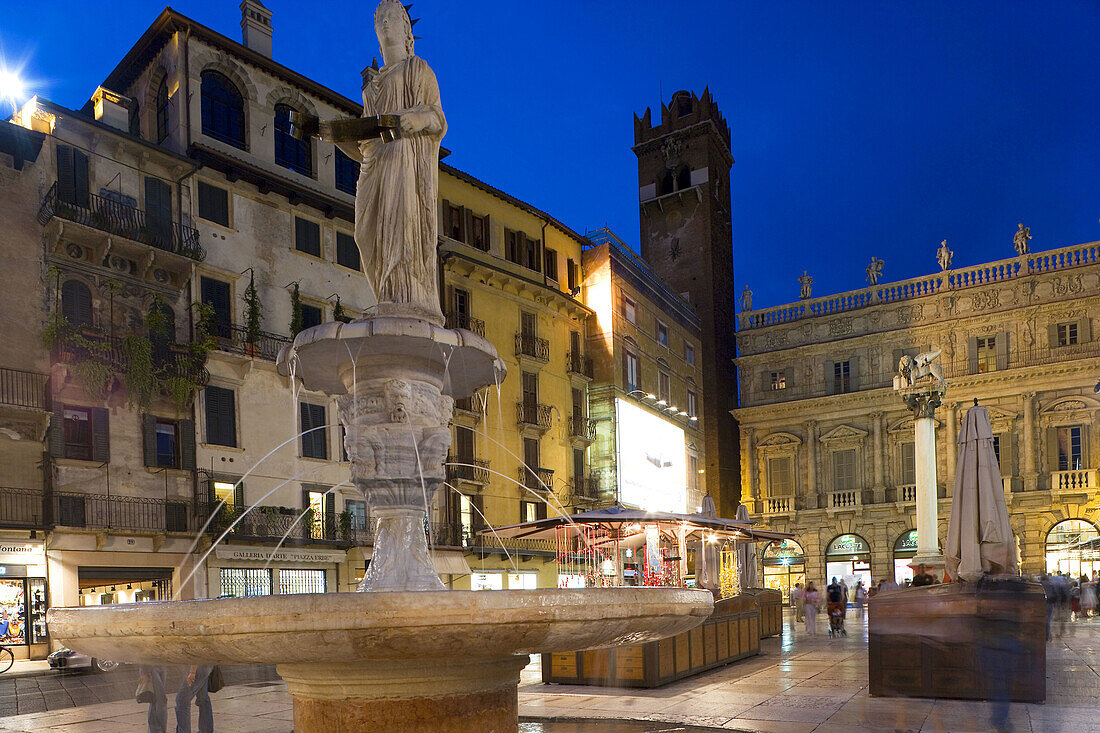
left=803, top=582, right=820, bottom=637
left=175, top=665, right=214, bottom=733
left=1082, top=576, right=1097, bottom=619
left=137, top=666, right=167, bottom=733
left=792, top=583, right=804, bottom=622
left=853, top=581, right=867, bottom=619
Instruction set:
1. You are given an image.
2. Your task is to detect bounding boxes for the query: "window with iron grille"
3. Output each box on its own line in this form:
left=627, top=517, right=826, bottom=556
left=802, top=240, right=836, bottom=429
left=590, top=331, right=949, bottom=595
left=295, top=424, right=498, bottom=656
left=279, top=569, right=326, bottom=595
left=219, top=568, right=271, bottom=598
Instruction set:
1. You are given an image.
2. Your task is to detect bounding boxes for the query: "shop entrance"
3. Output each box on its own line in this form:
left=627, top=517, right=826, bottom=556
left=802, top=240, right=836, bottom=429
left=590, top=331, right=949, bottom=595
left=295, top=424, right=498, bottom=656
left=77, top=567, right=173, bottom=606
left=893, top=530, right=918, bottom=584
left=1046, top=519, right=1100, bottom=578
left=762, top=538, right=806, bottom=602
left=825, top=533, right=872, bottom=589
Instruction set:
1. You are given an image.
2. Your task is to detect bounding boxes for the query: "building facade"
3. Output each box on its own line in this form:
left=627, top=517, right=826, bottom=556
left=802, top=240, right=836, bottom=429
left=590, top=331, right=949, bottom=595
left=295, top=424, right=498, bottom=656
left=633, top=89, right=741, bottom=516
left=733, top=241, right=1100, bottom=599
left=582, top=228, right=705, bottom=515
left=0, top=1, right=610, bottom=650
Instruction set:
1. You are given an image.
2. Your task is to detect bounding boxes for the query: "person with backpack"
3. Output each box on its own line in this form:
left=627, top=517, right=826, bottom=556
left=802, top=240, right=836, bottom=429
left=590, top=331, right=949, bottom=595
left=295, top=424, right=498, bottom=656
left=826, top=577, right=847, bottom=637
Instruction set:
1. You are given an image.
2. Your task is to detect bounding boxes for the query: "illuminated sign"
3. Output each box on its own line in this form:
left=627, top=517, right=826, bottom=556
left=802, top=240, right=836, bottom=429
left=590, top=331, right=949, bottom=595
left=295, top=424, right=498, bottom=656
left=894, top=530, right=918, bottom=553
left=826, top=534, right=870, bottom=556
left=616, top=398, right=686, bottom=512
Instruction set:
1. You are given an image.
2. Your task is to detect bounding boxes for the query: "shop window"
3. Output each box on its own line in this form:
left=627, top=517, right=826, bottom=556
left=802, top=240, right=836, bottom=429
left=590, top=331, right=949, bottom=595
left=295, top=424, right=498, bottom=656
left=1046, top=519, right=1100, bottom=577
left=219, top=568, right=271, bottom=598
left=279, top=569, right=325, bottom=595
left=335, top=148, right=358, bottom=195
left=196, top=181, right=229, bottom=226
left=336, top=231, right=360, bottom=270
left=300, top=402, right=328, bottom=459
left=295, top=217, right=321, bottom=257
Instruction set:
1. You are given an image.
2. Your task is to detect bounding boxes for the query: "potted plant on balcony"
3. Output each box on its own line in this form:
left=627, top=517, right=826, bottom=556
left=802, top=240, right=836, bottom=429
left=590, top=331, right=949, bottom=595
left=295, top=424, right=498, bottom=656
left=332, top=295, right=351, bottom=324
left=241, top=270, right=263, bottom=357
left=289, top=282, right=303, bottom=337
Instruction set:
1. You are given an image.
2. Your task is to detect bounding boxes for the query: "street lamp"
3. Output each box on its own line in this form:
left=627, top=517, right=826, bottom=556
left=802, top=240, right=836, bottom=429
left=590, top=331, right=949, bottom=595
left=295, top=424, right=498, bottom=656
left=624, top=389, right=656, bottom=401
left=0, top=68, right=26, bottom=116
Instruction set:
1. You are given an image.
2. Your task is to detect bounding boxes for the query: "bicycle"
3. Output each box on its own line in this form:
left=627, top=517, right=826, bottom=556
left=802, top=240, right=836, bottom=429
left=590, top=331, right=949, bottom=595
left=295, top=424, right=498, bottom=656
left=0, top=645, right=14, bottom=674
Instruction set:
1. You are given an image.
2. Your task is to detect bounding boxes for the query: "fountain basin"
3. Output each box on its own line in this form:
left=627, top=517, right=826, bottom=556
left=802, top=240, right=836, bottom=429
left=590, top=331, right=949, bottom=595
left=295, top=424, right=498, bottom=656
left=48, top=588, right=712, bottom=732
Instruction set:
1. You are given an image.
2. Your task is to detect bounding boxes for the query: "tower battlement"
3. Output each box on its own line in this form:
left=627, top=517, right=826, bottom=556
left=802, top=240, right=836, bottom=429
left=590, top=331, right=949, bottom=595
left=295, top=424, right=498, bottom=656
left=634, top=88, right=730, bottom=150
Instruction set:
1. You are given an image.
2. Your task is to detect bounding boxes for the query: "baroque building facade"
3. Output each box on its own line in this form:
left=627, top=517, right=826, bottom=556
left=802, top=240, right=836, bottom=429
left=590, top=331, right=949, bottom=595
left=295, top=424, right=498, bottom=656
left=733, top=242, right=1100, bottom=598
left=634, top=89, right=741, bottom=517
left=582, top=228, right=705, bottom=515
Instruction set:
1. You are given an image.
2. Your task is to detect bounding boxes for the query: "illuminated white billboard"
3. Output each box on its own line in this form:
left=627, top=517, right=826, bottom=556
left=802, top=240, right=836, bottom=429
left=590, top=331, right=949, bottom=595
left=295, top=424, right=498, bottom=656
left=616, top=398, right=687, bottom=512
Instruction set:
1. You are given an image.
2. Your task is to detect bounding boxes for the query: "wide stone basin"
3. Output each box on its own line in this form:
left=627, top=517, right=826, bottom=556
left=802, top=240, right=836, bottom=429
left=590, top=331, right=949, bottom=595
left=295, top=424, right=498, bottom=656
left=48, top=589, right=712, bottom=733
left=47, top=588, right=713, bottom=665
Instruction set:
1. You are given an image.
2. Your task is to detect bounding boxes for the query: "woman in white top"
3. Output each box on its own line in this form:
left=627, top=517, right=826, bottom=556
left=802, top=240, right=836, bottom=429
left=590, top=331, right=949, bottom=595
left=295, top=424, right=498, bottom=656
left=803, top=582, right=821, bottom=636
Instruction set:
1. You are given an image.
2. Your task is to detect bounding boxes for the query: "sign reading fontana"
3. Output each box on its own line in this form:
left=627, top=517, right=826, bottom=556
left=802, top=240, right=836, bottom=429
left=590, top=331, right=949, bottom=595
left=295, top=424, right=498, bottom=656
left=615, top=398, right=687, bottom=513
left=0, top=541, right=45, bottom=564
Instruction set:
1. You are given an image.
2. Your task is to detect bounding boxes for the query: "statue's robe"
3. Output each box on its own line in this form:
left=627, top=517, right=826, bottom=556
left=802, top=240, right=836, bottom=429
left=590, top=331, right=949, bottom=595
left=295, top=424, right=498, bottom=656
left=355, top=55, right=446, bottom=319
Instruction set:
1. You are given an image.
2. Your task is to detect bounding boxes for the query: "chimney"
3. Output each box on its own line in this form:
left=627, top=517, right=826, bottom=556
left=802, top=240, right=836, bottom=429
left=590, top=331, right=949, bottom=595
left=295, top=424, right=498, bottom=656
left=90, top=87, right=133, bottom=132
left=240, top=0, right=273, bottom=58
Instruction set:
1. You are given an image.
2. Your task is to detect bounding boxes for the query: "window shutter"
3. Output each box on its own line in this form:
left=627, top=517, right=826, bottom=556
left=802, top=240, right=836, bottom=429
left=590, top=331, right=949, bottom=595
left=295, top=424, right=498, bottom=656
left=825, top=360, right=835, bottom=395
left=48, top=403, right=66, bottom=458
left=145, top=176, right=172, bottom=224
left=73, top=148, right=90, bottom=208
left=56, top=145, right=76, bottom=204
left=1046, top=427, right=1060, bottom=473
left=471, top=494, right=486, bottom=532
left=995, top=332, right=1009, bottom=371
left=1047, top=324, right=1060, bottom=348
left=848, top=356, right=860, bottom=391
left=234, top=482, right=245, bottom=508
left=463, top=208, right=473, bottom=245
left=1001, top=432, right=1014, bottom=478
left=91, top=407, right=110, bottom=463
left=967, top=337, right=979, bottom=375
left=142, top=413, right=157, bottom=467
left=537, top=502, right=547, bottom=520
left=760, top=370, right=770, bottom=393
left=179, top=419, right=196, bottom=471
left=1078, top=318, right=1093, bottom=343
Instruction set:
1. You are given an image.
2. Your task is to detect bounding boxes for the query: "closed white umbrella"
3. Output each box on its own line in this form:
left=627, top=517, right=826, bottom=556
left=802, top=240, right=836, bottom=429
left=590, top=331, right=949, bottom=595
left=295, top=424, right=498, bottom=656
left=735, top=504, right=757, bottom=590
left=945, top=404, right=1018, bottom=582
left=697, top=495, right=719, bottom=590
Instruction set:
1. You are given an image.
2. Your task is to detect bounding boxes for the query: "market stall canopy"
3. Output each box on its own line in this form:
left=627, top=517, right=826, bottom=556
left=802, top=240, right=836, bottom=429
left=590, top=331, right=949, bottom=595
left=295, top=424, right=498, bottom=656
left=484, top=504, right=794, bottom=544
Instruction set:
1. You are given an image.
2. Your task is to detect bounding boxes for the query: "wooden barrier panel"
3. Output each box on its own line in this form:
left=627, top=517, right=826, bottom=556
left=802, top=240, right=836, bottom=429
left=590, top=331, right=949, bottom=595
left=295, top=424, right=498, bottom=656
left=742, top=588, right=783, bottom=637
left=542, top=594, right=761, bottom=688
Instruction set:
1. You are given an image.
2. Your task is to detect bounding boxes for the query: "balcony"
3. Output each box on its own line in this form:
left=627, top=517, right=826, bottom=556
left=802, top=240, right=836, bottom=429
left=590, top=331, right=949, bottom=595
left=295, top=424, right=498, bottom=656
left=1052, top=469, right=1097, bottom=492
left=828, top=489, right=861, bottom=509
left=898, top=484, right=917, bottom=503
left=515, top=333, right=550, bottom=363
left=447, top=455, right=490, bottom=485
left=0, top=488, right=48, bottom=529
left=52, top=327, right=209, bottom=394
left=570, top=475, right=600, bottom=502
left=445, top=311, right=485, bottom=337
left=566, top=351, right=594, bottom=380
left=569, top=415, right=597, bottom=442
left=199, top=503, right=372, bottom=546
left=38, top=182, right=205, bottom=261
left=516, top=401, right=552, bottom=431
left=519, top=466, right=555, bottom=494
left=0, top=367, right=48, bottom=410
left=761, top=497, right=792, bottom=515
left=54, top=492, right=194, bottom=533
left=214, top=324, right=293, bottom=362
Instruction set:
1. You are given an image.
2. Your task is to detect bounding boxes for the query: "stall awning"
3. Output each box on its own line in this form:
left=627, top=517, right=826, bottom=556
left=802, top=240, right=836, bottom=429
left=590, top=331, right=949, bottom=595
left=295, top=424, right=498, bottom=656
left=431, top=551, right=471, bottom=576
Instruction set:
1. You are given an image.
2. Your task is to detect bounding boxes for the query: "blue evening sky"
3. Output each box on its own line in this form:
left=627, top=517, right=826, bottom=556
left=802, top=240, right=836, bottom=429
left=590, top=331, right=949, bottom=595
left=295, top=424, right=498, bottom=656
left=3, top=1, right=1098, bottom=311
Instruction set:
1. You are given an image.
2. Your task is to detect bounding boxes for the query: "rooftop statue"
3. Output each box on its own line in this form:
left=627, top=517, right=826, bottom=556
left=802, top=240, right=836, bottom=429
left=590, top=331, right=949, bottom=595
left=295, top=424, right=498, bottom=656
left=739, top=285, right=752, bottom=312
left=937, top=239, right=953, bottom=271
left=798, top=271, right=813, bottom=300
left=291, top=0, right=446, bottom=322
left=865, top=257, right=884, bottom=286
left=1013, top=223, right=1032, bottom=256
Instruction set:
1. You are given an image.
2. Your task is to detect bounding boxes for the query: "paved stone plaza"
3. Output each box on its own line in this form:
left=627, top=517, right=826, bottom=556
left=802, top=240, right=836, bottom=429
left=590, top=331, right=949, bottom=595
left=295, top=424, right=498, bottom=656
left=3, top=610, right=1099, bottom=732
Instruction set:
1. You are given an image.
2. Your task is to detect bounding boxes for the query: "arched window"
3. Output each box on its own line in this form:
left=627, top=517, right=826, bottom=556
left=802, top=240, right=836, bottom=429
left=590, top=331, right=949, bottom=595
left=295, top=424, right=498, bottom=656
left=676, top=166, right=691, bottom=191
left=61, top=280, right=94, bottom=328
left=200, top=71, right=246, bottom=149
left=155, top=77, right=170, bottom=143
left=658, top=170, right=673, bottom=196
left=274, top=103, right=312, bottom=176
left=1046, top=519, right=1100, bottom=578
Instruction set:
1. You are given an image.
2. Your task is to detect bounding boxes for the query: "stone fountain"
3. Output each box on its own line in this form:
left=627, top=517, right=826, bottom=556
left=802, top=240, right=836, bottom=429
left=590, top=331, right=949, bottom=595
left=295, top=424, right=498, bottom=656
left=45, top=3, right=712, bottom=731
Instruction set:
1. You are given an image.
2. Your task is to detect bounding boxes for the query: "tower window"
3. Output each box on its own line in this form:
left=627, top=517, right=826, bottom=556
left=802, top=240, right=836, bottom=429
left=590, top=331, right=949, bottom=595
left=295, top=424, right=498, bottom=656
left=676, top=166, right=690, bottom=190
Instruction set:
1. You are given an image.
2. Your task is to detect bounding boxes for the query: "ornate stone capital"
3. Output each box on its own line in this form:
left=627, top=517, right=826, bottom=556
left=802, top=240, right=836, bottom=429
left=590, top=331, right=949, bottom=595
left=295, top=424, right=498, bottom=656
left=902, top=390, right=942, bottom=420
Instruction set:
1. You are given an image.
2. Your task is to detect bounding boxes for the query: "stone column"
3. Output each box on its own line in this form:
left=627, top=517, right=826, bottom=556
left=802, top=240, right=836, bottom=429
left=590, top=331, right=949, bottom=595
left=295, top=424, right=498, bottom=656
left=743, top=427, right=758, bottom=511
left=804, top=420, right=817, bottom=509
left=943, top=401, right=957, bottom=496
left=870, top=412, right=884, bottom=501
left=903, top=386, right=946, bottom=570
left=1022, top=392, right=1037, bottom=492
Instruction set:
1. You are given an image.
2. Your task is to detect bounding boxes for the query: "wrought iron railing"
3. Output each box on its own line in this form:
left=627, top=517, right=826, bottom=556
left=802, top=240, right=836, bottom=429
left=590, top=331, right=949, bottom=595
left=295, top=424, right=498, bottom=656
left=519, top=466, right=554, bottom=493
left=516, top=401, right=552, bottom=429
left=53, top=329, right=209, bottom=390
left=198, top=503, right=372, bottom=546
left=514, top=333, right=550, bottom=362
left=215, top=324, right=294, bottom=361
left=445, top=311, right=485, bottom=337
left=570, top=475, right=599, bottom=501
left=0, top=487, right=48, bottom=528
left=53, top=492, right=193, bottom=533
left=569, top=415, right=597, bottom=441
left=0, top=367, right=48, bottom=410
left=447, top=456, right=490, bottom=484
left=566, top=351, right=594, bottom=379
left=37, top=182, right=205, bottom=261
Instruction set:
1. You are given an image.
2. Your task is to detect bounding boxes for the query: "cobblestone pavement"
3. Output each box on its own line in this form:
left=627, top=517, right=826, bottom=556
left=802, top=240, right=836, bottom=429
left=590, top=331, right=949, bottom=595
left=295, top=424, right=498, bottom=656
left=1, top=610, right=1098, bottom=731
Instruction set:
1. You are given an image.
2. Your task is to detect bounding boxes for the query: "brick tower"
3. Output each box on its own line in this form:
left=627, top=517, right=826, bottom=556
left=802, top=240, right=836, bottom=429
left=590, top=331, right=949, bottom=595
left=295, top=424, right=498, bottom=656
left=633, top=88, right=741, bottom=516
